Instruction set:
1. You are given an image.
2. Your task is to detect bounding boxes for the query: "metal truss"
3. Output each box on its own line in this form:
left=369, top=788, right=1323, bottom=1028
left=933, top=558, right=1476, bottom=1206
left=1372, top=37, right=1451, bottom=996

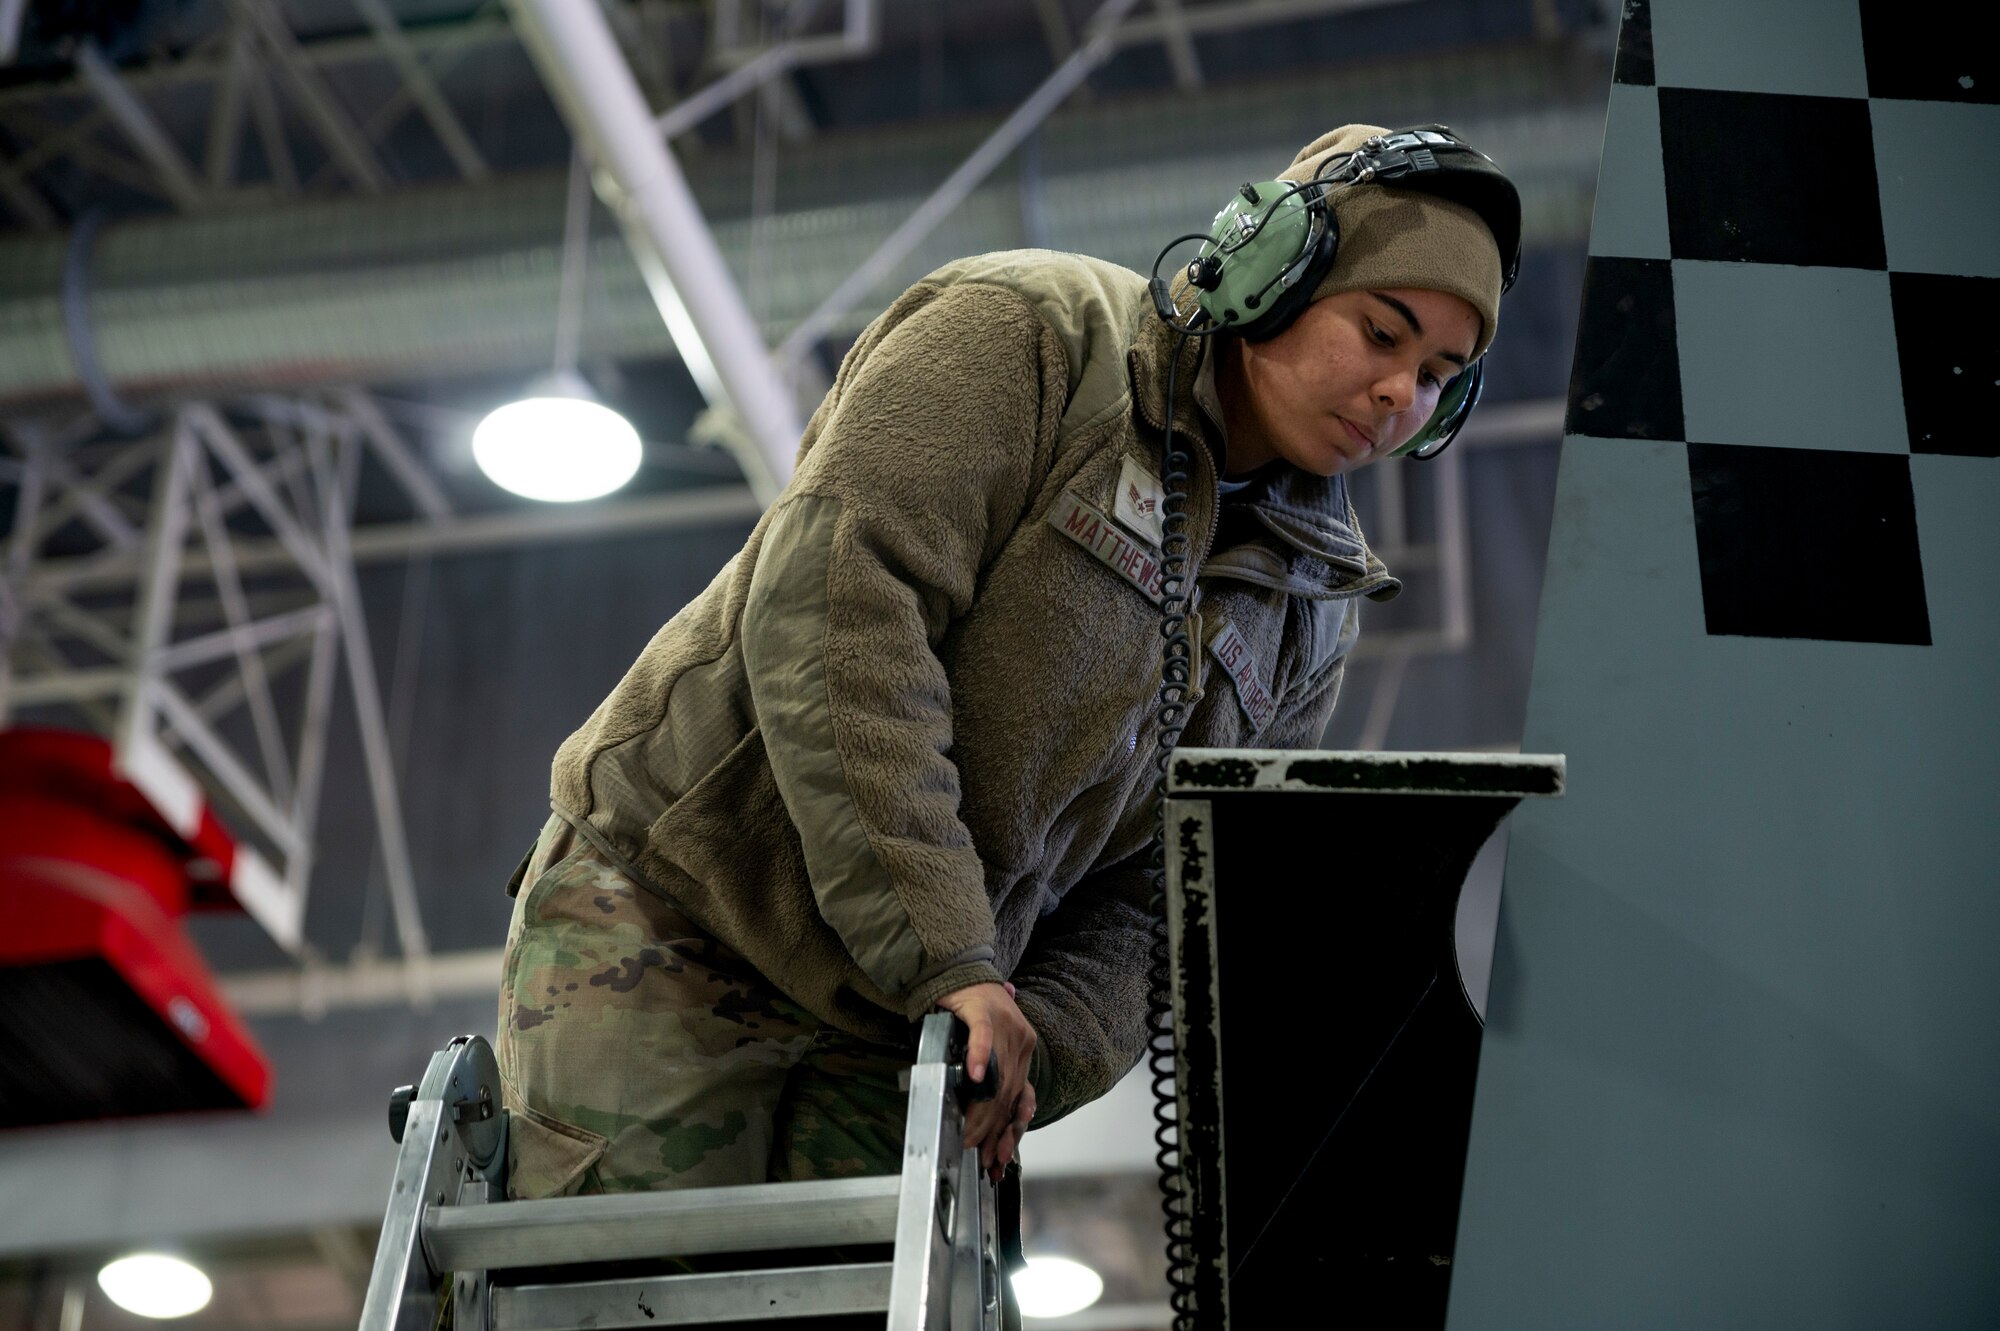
left=0, top=391, right=440, bottom=978
left=0, top=0, right=1561, bottom=1004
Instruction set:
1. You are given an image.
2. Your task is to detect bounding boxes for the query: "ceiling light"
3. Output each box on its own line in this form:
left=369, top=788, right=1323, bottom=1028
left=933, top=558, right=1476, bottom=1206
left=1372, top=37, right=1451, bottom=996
left=1011, top=1255, right=1104, bottom=1320
left=96, top=1254, right=212, bottom=1319
left=472, top=373, right=642, bottom=503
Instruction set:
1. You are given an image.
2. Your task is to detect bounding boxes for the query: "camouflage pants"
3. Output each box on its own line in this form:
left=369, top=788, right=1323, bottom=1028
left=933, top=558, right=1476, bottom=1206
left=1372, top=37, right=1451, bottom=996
left=497, top=816, right=913, bottom=1199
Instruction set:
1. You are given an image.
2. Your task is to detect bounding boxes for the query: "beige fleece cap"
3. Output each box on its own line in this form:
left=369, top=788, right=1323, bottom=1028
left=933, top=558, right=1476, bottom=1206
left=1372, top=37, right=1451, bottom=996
left=1281, top=124, right=1504, bottom=362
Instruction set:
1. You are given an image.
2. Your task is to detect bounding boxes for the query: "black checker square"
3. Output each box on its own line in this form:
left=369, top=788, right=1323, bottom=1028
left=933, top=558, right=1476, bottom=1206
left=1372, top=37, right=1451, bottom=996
left=1858, top=0, right=1997, bottom=105
left=1657, top=88, right=1886, bottom=270
left=1687, top=442, right=1931, bottom=645
left=1614, top=0, right=1654, bottom=87
left=1890, top=271, right=2000, bottom=458
left=1566, top=256, right=1684, bottom=441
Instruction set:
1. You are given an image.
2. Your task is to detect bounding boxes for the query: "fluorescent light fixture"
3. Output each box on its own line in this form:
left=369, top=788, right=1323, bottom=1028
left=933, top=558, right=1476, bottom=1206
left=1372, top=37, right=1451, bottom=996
left=97, top=1254, right=213, bottom=1319
left=473, top=373, right=642, bottom=503
left=1012, top=1255, right=1104, bottom=1319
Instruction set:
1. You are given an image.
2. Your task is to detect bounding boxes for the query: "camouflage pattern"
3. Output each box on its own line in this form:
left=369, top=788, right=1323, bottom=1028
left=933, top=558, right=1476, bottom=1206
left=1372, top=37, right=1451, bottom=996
left=497, top=816, right=913, bottom=1199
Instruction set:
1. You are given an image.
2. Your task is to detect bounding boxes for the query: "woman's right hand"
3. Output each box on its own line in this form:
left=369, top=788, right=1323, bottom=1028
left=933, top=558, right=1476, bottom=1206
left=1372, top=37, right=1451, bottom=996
left=936, top=980, right=1037, bottom=1173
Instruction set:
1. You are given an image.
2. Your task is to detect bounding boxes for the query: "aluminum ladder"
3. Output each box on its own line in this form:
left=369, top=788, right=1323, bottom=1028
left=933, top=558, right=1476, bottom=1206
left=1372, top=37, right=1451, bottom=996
left=356, top=1013, right=1022, bottom=1330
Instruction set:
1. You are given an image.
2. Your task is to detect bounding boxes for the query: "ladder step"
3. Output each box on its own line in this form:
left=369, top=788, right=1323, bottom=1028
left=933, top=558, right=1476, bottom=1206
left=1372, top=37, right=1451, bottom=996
left=424, top=1176, right=902, bottom=1271
left=490, top=1261, right=894, bottom=1330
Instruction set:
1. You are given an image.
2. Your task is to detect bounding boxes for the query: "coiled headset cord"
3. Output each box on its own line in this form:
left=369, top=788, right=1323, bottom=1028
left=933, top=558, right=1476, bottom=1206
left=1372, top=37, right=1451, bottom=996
left=1148, top=325, right=1199, bottom=1331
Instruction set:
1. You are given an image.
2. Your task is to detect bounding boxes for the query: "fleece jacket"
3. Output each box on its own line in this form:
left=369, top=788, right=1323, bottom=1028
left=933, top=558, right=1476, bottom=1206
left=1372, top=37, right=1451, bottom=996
left=547, top=249, right=1400, bottom=1124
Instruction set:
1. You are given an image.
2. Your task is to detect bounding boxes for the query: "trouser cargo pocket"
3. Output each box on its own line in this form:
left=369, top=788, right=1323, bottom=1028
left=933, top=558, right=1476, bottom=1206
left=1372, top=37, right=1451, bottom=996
left=504, top=1096, right=609, bottom=1199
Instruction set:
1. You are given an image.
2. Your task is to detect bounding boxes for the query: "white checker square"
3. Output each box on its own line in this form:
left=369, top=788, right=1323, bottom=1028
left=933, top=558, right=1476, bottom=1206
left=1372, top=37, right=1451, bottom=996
left=1651, top=0, right=1870, bottom=99
left=1909, top=454, right=2000, bottom=655
left=1870, top=98, right=2000, bottom=280
left=1588, top=85, right=1671, bottom=260
left=1673, top=261, right=1907, bottom=452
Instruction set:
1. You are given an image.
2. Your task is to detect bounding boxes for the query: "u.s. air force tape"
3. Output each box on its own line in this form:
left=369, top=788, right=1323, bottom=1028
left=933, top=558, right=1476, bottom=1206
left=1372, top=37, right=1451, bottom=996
left=1208, top=620, right=1277, bottom=728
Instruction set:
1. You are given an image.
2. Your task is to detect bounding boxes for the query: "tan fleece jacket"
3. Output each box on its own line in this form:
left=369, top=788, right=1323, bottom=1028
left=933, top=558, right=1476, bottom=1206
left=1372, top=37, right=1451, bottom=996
left=548, top=250, right=1399, bottom=1124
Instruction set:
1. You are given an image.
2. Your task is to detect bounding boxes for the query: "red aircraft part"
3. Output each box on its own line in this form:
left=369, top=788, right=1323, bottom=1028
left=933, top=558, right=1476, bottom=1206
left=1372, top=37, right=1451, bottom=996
left=0, top=727, right=239, bottom=906
left=0, top=731, right=273, bottom=1128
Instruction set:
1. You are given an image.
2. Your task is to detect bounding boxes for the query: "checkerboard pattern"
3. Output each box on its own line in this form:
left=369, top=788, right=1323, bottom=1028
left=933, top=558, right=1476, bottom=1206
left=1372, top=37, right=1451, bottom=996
left=1571, top=0, right=1996, bottom=644
left=1446, top=3, right=2000, bottom=1323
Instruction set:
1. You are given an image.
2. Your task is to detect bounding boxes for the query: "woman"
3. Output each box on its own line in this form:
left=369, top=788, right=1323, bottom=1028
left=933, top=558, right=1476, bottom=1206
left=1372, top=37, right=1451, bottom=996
left=496, top=123, right=1512, bottom=1198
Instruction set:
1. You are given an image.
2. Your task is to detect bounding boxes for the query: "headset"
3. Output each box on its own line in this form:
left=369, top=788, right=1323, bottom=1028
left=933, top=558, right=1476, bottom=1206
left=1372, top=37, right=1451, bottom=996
left=1148, top=125, right=1522, bottom=460
left=1143, top=127, right=1522, bottom=1331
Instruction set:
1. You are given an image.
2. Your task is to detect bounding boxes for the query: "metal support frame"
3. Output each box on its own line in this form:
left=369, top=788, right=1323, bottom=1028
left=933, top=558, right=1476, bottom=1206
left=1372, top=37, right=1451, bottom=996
left=0, top=0, right=27, bottom=65
left=775, top=0, right=1146, bottom=368
left=204, top=24, right=253, bottom=190
left=654, top=0, right=879, bottom=141
left=1151, top=0, right=1205, bottom=91
left=506, top=0, right=806, bottom=503
left=0, top=391, right=444, bottom=974
left=230, top=0, right=390, bottom=193
left=74, top=41, right=207, bottom=212
left=775, top=0, right=1424, bottom=367
left=352, top=0, right=491, bottom=182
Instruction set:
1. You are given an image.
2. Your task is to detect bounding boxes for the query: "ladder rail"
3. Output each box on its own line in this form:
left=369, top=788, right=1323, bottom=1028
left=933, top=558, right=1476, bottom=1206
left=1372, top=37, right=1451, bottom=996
left=358, top=1082, right=476, bottom=1331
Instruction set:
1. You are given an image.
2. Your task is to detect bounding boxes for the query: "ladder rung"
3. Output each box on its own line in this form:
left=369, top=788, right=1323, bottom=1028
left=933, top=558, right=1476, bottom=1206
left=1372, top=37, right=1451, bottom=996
left=490, top=1261, right=894, bottom=1330
left=425, top=1176, right=903, bottom=1270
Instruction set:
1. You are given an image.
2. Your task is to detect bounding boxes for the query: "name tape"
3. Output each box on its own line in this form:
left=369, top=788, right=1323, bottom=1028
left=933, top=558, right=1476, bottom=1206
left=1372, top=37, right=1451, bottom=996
left=1049, top=489, right=1169, bottom=605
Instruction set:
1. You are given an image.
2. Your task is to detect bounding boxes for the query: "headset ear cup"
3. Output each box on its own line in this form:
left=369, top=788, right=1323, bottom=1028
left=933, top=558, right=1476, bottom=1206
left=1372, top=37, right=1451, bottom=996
left=1240, top=211, right=1339, bottom=343
left=1392, top=360, right=1483, bottom=458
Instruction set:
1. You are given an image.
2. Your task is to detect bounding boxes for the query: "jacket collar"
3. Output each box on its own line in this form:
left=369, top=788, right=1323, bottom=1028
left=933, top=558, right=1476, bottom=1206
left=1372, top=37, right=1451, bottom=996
left=1125, top=314, right=1401, bottom=603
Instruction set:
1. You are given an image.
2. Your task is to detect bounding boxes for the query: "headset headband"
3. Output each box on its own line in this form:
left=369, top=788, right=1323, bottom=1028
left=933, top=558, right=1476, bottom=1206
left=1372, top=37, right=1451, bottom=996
left=1148, top=124, right=1520, bottom=460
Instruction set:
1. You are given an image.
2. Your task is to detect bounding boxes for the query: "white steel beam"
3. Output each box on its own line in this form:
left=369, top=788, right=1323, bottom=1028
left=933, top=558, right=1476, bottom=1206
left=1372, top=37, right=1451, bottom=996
left=1030, top=0, right=1077, bottom=62
left=346, top=2, right=500, bottom=168
left=36, top=594, right=128, bottom=662
left=1110, top=0, right=1419, bottom=44
left=777, top=0, right=1146, bottom=366
left=282, top=606, right=340, bottom=901
left=1152, top=0, right=1204, bottom=91
left=74, top=41, right=206, bottom=211
left=654, top=0, right=878, bottom=140
left=152, top=603, right=329, bottom=673
left=22, top=430, right=160, bottom=551
left=187, top=457, right=295, bottom=805
left=224, top=946, right=504, bottom=1017
left=0, top=0, right=27, bottom=65
left=351, top=0, right=490, bottom=182
left=0, top=152, right=57, bottom=230
left=114, top=421, right=196, bottom=756
left=184, top=631, right=315, bottom=729
left=203, top=25, right=253, bottom=190
left=0, top=440, right=47, bottom=719
left=331, top=389, right=453, bottom=520
left=309, top=430, right=430, bottom=976
left=231, top=0, right=389, bottom=193
left=506, top=0, right=803, bottom=503
left=33, top=442, right=143, bottom=551
left=20, top=484, right=763, bottom=597
left=183, top=403, right=336, bottom=596
left=244, top=59, right=299, bottom=194
left=3, top=665, right=129, bottom=707
left=150, top=678, right=306, bottom=860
